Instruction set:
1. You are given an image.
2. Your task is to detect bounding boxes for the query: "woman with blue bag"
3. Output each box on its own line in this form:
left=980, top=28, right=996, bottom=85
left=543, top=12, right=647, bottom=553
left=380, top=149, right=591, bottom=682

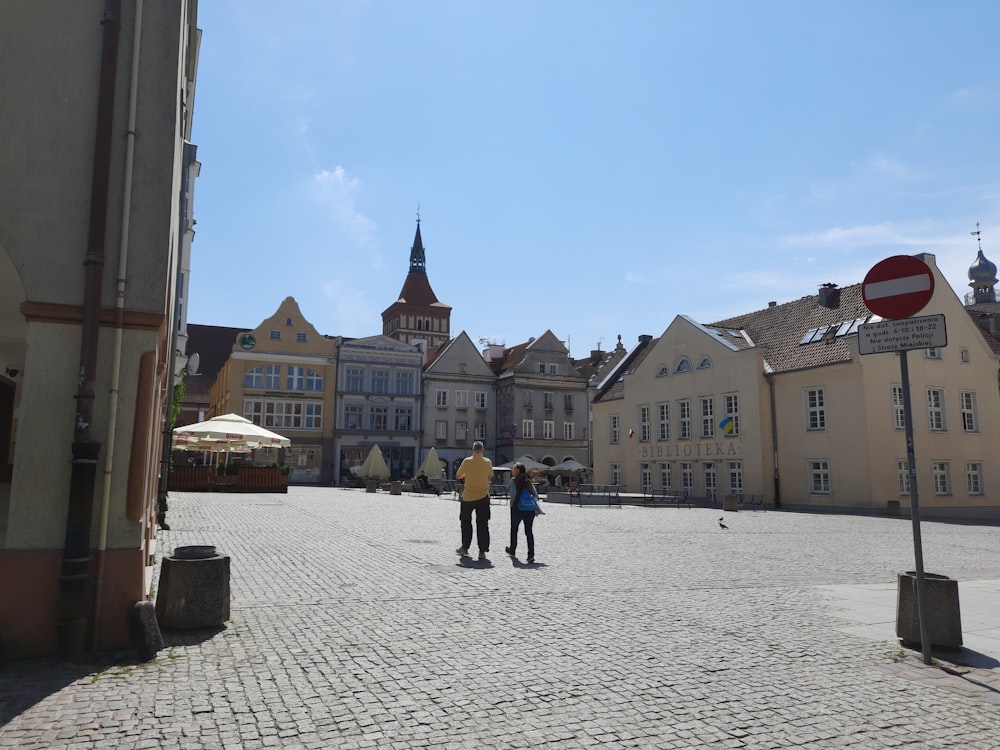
left=505, top=462, right=542, bottom=563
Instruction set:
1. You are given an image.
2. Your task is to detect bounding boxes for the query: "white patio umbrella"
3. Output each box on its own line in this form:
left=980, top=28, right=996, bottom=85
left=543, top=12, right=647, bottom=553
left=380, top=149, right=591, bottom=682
left=417, top=447, right=444, bottom=480
left=173, top=413, right=291, bottom=450
left=358, top=444, right=391, bottom=479
left=551, top=459, right=590, bottom=472
left=514, top=456, right=550, bottom=472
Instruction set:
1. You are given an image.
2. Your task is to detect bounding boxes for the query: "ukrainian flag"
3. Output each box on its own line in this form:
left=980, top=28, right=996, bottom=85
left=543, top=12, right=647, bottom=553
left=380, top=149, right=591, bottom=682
left=719, top=417, right=735, bottom=435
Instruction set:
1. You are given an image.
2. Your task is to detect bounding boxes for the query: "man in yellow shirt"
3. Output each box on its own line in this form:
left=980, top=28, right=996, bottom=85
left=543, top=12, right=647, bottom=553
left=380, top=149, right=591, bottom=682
left=455, top=441, right=493, bottom=560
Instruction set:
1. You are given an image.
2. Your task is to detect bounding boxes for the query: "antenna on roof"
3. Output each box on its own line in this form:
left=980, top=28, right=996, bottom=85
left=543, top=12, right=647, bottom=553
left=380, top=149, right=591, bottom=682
left=971, top=221, right=982, bottom=251
left=416, top=201, right=421, bottom=224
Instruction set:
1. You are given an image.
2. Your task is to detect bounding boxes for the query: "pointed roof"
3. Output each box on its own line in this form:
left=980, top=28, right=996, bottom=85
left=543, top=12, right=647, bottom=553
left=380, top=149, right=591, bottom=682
left=386, top=220, right=449, bottom=309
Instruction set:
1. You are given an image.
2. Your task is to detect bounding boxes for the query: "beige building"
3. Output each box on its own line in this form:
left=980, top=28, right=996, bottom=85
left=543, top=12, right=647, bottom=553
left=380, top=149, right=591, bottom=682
left=592, top=253, right=1000, bottom=516
left=0, top=1, right=201, bottom=657
left=207, top=298, right=338, bottom=483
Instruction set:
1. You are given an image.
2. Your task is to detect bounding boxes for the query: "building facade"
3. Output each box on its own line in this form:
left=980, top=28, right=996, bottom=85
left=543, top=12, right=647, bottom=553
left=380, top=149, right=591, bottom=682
left=591, top=252, right=1000, bottom=515
left=208, top=298, right=338, bottom=483
left=333, top=335, right=424, bottom=484
left=421, top=331, right=498, bottom=476
left=492, top=331, right=591, bottom=468
left=0, top=1, right=201, bottom=657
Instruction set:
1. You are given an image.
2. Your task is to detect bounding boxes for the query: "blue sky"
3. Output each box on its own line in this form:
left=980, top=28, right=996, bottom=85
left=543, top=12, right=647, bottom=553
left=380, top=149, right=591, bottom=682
left=188, top=1, right=1000, bottom=357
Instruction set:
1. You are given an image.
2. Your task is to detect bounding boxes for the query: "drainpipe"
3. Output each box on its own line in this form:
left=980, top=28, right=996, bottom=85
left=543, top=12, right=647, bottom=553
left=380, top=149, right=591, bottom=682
left=156, top=141, right=197, bottom=530
left=59, top=0, right=122, bottom=661
left=766, top=372, right=781, bottom=509
left=92, top=0, right=142, bottom=651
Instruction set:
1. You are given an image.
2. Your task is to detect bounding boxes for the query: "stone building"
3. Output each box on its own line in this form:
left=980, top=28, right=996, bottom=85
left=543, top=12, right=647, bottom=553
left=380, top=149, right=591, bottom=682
left=0, top=1, right=201, bottom=657
left=591, top=252, right=1000, bottom=516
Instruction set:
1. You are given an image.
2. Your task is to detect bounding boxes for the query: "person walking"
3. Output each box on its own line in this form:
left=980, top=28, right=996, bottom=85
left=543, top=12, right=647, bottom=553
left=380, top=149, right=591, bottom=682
left=455, top=441, right=493, bottom=560
left=505, top=461, right=540, bottom=563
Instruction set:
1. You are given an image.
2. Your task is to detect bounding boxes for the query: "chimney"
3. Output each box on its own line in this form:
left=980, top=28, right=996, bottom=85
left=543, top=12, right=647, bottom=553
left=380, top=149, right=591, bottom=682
left=768, top=301, right=777, bottom=308
left=818, top=284, right=840, bottom=309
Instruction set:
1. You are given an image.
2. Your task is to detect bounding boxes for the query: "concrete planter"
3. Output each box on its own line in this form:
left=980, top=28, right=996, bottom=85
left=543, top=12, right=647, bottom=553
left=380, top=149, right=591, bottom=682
left=896, top=571, right=963, bottom=649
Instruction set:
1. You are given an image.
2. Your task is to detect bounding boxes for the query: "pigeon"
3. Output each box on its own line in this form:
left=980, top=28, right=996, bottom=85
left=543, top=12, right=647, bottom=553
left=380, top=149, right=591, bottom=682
left=718, top=517, right=729, bottom=529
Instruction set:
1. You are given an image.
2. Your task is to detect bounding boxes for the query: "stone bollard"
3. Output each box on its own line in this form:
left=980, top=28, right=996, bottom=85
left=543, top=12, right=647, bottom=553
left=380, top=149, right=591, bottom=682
left=155, top=545, right=230, bottom=630
left=366, top=479, right=378, bottom=493
left=390, top=481, right=402, bottom=495
left=723, top=495, right=738, bottom=512
left=896, top=571, right=962, bottom=649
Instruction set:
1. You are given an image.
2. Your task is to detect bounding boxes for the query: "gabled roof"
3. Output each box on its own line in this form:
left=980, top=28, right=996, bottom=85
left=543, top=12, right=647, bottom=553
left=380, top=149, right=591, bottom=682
left=593, top=335, right=658, bottom=401
left=708, top=282, right=873, bottom=373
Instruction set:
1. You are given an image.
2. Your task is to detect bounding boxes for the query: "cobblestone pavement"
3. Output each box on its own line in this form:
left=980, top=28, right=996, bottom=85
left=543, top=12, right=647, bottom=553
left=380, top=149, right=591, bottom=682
left=2, top=487, right=999, bottom=749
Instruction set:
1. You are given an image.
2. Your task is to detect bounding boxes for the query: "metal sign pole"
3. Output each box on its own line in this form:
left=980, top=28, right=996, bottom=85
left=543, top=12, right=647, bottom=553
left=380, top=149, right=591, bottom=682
left=899, top=350, right=933, bottom=665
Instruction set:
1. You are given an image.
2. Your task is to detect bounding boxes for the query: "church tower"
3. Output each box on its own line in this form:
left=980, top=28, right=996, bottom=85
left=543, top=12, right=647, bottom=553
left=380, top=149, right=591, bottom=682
left=382, top=218, right=452, bottom=355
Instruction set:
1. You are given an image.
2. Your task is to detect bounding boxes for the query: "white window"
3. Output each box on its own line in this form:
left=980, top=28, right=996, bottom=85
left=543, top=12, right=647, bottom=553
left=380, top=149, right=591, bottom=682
left=370, top=406, right=387, bottom=431
left=475, top=391, right=488, bottom=409
left=266, top=400, right=303, bottom=429
left=269, top=330, right=280, bottom=340
left=639, top=405, right=650, bottom=442
left=927, top=388, right=945, bottom=431
left=967, top=462, right=983, bottom=495
left=723, top=394, right=740, bottom=437
left=245, top=367, right=264, bottom=389
left=296, top=332, right=307, bottom=342
left=304, top=403, right=322, bottom=429
left=543, top=420, right=555, bottom=439
left=455, top=390, right=469, bottom=408
left=704, top=463, right=717, bottom=500
left=805, top=389, right=826, bottom=430
left=700, top=397, right=714, bottom=439
left=809, top=460, right=830, bottom=494
left=610, top=463, right=622, bottom=486
left=258, top=364, right=278, bottom=389
left=932, top=461, right=951, bottom=495
left=610, top=415, right=620, bottom=445
left=244, top=399, right=263, bottom=424
left=658, top=462, right=671, bottom=490
left=897, top=460, right=910, bottom=495
left=436, top=389, right=448, bottom=408
left=394, top=407, right=413, bottom=432
left=657, top=403, right=670, bottom=441
left=396, top=370, right=414, bottom=395
left=727, top=461, right=743, bottom=494
left=371, top=369, right=389, bottom=395
left=680, top=463, right=693, bottom=494
left=960, top=391, right=978, bottom=432
left=305, top=369, right=323, bottom=392
left=474, top=422, right=487, bottom=441
left=346, top=368, right=364, bottom=393
left=640, top=463, right=652, bottom=491
left=892, top=385, right=905, bottom=430
left=435, top=420, right=448, bottom=440
left=344, top=404, right=363, bottom=430
left=678, top=400, right=691, bottom=440
left=522, top=419, right=535, bottom=439
left=286, top=366, right=305, bottom=391
left=960, top=348, right=971, bottom=364
left=455, top=421, right=468, bottom=443
left=563, top=422, right=575, bottom=440
left=924, top=347, right=942, bottom=360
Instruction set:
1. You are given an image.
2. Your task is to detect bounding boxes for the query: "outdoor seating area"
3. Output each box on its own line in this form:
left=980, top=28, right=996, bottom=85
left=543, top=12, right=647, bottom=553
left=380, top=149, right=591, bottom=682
left=168, top=465, right=289, bottom=493
left=641, top=487, right=693, bottom=508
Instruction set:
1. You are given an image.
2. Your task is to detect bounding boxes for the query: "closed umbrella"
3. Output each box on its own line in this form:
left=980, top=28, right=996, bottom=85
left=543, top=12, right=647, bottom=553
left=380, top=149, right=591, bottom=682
left=358, top=445, right=391, bottom=479
left=417, top=447, right=444, bottom=480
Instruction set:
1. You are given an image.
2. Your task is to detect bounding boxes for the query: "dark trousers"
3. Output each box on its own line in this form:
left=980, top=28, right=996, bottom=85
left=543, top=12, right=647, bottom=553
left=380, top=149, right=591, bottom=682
left=460, top=497, right=491, bottom=552
left=509, top=508, right=535, bottom=556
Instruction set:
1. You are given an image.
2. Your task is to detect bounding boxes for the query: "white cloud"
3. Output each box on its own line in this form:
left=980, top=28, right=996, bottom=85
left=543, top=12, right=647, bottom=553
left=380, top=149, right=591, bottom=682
left=311, top=166, right=376, bottom=244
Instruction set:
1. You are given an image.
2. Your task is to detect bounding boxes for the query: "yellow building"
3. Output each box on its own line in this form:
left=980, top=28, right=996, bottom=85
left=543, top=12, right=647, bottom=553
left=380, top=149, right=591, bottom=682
left=592, top=253, right=1000, bottom=517
left=208, top=298, right=338, bottom=483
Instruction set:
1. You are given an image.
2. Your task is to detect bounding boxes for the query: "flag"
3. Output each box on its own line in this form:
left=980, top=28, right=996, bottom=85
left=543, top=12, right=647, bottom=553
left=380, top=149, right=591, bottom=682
left=719, top=417, right=735, bottom=435
left=628, top=428, right=634, bottom=439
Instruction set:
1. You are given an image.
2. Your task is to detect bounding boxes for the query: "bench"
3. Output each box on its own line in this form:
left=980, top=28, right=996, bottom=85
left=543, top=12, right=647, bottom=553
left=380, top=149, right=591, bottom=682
left=737, top=492, right=766, bottom=511
left=570, top=484, right=622, bottom=508
left=642, top=488, right=692, bottom=508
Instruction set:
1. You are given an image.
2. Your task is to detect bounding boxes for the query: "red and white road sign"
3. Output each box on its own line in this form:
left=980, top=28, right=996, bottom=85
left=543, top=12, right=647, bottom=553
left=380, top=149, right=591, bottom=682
left=862, top=255, right=935, bottom=319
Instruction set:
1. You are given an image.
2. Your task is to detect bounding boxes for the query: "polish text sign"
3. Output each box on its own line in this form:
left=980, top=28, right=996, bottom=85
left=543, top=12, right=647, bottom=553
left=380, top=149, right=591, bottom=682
left=862, top=255, right=935, bottom=319
left=858, top=314, right=947, bottom=355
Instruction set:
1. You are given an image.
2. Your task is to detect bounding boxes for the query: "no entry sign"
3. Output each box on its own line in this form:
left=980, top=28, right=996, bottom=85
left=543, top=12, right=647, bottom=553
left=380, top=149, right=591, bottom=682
left=862, top=255, right=935, bottom=319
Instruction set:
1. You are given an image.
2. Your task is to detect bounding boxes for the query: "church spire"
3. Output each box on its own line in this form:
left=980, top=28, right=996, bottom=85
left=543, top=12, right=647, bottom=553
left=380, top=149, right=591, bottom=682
left=409, top=216, right=426, bottom=274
